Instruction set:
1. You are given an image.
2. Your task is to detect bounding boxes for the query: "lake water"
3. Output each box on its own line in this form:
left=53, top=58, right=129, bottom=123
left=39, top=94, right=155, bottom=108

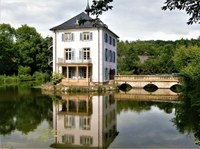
left=0, top=85, right=199, bottom=148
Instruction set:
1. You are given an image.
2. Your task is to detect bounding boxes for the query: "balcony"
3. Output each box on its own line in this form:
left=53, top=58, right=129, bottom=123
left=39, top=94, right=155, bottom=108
left=57, top=58, right=92, bottom=64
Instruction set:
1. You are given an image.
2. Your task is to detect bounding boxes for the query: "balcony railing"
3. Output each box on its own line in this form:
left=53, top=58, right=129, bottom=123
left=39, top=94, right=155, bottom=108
left=57, top=58, right=92, bottom=64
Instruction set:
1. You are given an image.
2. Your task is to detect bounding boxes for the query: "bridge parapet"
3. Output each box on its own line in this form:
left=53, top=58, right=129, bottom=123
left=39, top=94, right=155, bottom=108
left=114, top=75, right=180, bottom=82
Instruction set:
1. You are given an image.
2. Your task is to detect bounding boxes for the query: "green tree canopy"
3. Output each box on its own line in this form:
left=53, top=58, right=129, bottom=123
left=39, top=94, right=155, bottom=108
left=0, top=23, right=52, bottom=76
left=0, top=24, right=17, bottom=75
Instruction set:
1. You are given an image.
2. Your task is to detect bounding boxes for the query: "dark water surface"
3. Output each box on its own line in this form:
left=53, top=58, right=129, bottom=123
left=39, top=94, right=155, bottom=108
left=0, top=85, right=198, bottom=148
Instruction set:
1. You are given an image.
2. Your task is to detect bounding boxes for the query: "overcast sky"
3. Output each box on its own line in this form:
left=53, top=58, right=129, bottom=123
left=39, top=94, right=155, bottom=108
left=0, top=0, right=199, bottom=41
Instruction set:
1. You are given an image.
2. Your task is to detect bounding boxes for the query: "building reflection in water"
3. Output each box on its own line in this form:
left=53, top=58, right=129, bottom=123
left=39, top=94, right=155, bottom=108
left=51, top=94, right=118, bottom=148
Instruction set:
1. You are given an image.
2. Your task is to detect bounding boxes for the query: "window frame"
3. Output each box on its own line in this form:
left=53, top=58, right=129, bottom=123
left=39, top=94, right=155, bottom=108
left=83, top=48, right=90, bottom=60
left=65, top=48, right=72, bottom=60
left=62, top=33, right=74, bottom=42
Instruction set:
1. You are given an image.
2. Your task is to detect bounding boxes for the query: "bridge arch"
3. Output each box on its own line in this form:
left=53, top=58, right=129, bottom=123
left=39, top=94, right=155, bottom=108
left=118, top=83, right=132, bottom=92
left=143, top=83, right=158, bottom=92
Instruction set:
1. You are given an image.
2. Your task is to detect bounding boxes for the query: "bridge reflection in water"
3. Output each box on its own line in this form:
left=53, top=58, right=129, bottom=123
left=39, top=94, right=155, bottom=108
left=51, top=94, right=118, bottom=149
left=115, top=88, right=180, bottom=101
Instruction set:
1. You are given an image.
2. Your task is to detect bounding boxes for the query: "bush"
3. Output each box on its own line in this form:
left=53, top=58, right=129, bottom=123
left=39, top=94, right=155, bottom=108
left=33, top=72, right=50, bottom=82
left=18, top=66, right=31, bottom=76
left=18, top=66, right=32, bottom=81
left=51, top=73, right=63, bottom=85
left=0, top=75, right=18, bottom=84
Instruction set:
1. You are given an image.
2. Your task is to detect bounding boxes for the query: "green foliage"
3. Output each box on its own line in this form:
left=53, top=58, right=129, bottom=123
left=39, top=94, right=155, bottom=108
left=51, top=73, right=63, bottom=85
left=0, top=75, right=18, bottom=84
left=18, top=66, right=31, bottom=76
left=33, top=72, right=50, bottom=82
left=0, top=24, right=17, bottom=75
left=117, top=39, right=200, bottom=80
left=0, top=23, right=52, bottom=77
left=18, top=66, right=32, bottom=81
left=0, top=85, right=52, bottom=135
left=172, top=89, right=200, bottom=146
left=117, top=40, right=177, bottom=75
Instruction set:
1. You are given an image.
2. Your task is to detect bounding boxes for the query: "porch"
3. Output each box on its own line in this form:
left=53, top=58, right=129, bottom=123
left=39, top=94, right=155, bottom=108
left=58, top=64, right=92, bottom=86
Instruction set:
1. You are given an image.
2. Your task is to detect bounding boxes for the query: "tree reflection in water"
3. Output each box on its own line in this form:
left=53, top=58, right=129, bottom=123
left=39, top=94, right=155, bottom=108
left=172, top=90, right=200, bottom=146
left=116, top=87, right=200, bottom=147
left=0, top=85, right=52, bottom=135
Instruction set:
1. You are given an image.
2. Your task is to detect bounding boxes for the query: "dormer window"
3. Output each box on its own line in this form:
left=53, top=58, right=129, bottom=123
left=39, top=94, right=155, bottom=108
left=62, top=33, right=74, bottom=42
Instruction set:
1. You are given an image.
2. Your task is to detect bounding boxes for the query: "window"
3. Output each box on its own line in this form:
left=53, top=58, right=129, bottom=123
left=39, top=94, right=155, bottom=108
left=65, top=115, right=75, bottom=128
left=104, top=33, right=108, bottom=43
left=65, top=49, right=72, bottom=60
left=109, top=36, right=112, bottom=45
left=79, top=116, right=91, bottom=130
left=105, top=48, right=108, bottom=61
left=110, top=50, right=112, bottom=62
left=105, top=68, right=108, bottom=80
left=62, top=135, right=74, bottom=144
left=62, top=33, right=74, bottom=42
left=113, top=38, right=116, bottom=47
left=80, top=136, right=93, bottom=146
left=83, top=48, right=90, bottom=60
left=80, top=32, right=93, bottom=41
left=69, top=67, right=76, bottom=79
left=65, top=48, right=75, bottom=61
left=79, top=67, right=86, bottom=79
left=83, top=32, right=90, bottom=40
left=113, top=51, right=115, bottom=63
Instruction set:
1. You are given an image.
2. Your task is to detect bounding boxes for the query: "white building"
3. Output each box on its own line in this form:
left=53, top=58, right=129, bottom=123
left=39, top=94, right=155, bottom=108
left=50, top=8, right=118, bottom=86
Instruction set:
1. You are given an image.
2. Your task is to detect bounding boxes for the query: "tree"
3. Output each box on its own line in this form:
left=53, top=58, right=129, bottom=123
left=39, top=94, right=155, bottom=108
left=162, top=0, right=200, bottom=25
left=0, top=24, right=17, bottom=75
left=15, top=25, right=51, bottom=74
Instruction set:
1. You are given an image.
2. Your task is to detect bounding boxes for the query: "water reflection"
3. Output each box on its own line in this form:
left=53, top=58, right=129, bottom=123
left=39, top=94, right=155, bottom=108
left=51, top=94, right=118, bottom=148
left=0, top=85, right=199, bottom=148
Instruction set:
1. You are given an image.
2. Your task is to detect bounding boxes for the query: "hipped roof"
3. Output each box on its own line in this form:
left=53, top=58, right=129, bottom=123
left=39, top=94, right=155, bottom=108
left=50, top=12, right=119, bottom=38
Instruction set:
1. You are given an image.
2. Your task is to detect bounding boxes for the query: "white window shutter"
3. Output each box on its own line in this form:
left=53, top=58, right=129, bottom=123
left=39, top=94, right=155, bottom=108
left=72, top=49, right=75, bottom=61
left=90, top=32, right=93, bottom=41
left=71, top=33, right=74, bottom=41
left=62, top=33, right=64, bottom=41
left=79, top=48, right=82, bottom=61
left=80, top=33, right=82, bottom=41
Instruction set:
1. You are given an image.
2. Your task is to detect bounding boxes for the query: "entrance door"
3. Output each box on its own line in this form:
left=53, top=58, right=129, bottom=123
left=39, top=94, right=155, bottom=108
left=109, top=69, right=115, bottom=80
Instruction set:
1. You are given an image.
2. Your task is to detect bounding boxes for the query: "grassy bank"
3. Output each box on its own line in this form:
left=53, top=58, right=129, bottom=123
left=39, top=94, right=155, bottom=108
left=0, top=72, right=50, bottom=85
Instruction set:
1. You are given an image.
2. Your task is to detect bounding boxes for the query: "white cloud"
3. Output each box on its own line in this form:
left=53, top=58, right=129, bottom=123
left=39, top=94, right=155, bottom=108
left=1, top=0, right=199, bottom=40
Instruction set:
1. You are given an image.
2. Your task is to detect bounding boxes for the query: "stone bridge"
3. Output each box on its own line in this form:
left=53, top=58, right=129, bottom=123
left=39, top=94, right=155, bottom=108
left=114, top=75, right=181, bottom=89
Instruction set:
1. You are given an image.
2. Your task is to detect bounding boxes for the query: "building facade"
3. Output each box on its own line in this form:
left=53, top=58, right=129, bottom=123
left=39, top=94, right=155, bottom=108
left=50, top=12, right=118, bottom=86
